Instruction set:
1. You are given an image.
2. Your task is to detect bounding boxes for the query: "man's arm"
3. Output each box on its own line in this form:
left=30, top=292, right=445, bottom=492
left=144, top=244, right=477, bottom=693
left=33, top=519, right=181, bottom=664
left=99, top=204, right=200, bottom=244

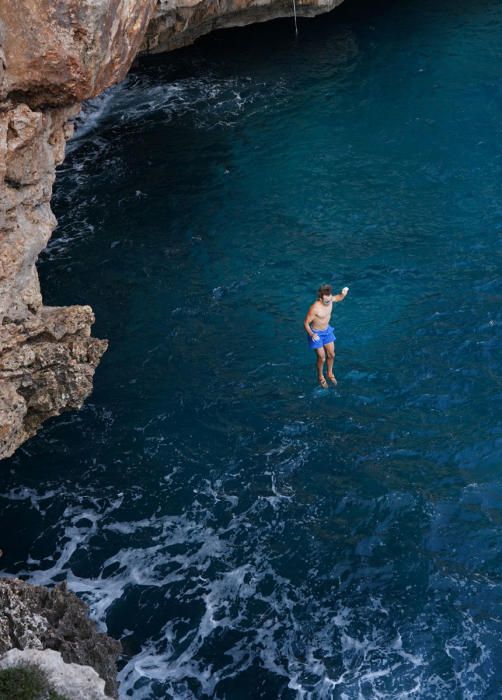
left=333, top=286, right=349, bottom=303
left=303, top=304, right=319, bottom=339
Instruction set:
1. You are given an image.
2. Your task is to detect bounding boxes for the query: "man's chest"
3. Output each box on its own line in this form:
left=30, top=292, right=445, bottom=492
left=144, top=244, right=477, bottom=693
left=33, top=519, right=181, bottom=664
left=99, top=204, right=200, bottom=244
left=315, top=303, right=332, bottom=319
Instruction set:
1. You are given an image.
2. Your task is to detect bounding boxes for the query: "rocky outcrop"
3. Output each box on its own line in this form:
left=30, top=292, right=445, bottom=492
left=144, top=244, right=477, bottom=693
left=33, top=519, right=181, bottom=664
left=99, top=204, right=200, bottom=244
left=0, top=0, right=345, bottom=459
left=0, top=0, right=157, bottom=459
left=0, top=102, right=108, bottom=458
left=0, top=0, right=158, bottom=108
left=0, top=578, right=121, bottom=697
left=0, top=649, right=113, bottom=700
left=143, top=0, right=345, bottom=53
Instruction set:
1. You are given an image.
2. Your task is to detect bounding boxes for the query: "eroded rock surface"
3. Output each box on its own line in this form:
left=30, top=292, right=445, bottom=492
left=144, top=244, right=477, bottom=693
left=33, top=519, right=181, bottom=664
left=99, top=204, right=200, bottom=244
left=0, top=0, right=157, bottom=107
left=0, top=578, right=121, bottom=697
left=143, top=0, right=345, bottom=53
left=0, top=101, right=108, bottom=458
left=0, top=1, right=157, bottom=459
left=0, top=649, right=113, bottom=700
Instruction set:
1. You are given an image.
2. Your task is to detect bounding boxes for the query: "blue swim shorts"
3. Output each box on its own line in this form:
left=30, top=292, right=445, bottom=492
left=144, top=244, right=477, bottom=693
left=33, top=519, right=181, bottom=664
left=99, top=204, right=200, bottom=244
left=308, top=326, right=336, bottom=350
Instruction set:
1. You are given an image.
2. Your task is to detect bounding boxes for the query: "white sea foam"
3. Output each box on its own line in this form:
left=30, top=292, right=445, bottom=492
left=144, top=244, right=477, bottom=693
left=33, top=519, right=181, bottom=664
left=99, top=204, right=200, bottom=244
left=3, top=473, right=496, bottom=699
left=2, top=487, right=58, bottom=514
left=70, top=71, right=287, bottom=146
left=67, top=88, right=119, bottom=153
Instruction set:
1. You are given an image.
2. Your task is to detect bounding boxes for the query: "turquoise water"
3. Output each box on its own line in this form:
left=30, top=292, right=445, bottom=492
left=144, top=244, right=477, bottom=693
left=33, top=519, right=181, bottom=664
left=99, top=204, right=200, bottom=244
left=2, top=0, right=502, bottom=697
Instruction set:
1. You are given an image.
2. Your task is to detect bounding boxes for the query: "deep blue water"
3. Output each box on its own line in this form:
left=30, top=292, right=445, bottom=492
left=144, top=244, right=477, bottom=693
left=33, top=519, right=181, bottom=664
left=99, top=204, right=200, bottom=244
left=2, top=0, right=502, bottom=697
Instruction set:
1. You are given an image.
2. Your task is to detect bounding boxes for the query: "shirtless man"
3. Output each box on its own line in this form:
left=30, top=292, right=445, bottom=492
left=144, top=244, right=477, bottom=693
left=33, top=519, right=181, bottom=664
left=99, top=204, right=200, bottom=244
left=303, top=283, right=349, bottom=387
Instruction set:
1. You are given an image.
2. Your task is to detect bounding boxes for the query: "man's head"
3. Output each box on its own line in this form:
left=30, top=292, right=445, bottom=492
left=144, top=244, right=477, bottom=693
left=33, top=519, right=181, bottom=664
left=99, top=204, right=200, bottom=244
left=317, top=284, right=333, bottom=304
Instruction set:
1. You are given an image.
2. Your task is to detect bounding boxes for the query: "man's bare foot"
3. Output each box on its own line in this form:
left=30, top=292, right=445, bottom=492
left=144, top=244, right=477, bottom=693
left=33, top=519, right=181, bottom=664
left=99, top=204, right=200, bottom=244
left=319, top=376, right=328, bottom=389
left=327, top=373, right=337, bottom=386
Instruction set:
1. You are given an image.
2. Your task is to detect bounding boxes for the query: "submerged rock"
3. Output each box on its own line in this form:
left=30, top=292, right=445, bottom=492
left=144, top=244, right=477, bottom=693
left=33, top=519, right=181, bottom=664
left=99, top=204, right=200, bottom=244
left=0, top=578, right=121, bottom=697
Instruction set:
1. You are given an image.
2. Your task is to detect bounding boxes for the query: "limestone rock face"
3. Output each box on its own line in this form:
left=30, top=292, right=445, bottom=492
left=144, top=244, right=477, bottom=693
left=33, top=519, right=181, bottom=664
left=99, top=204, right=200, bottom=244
left=0, top=649, right=113, bottom=700
left=0, top=578, right=121, bottom=697
left=0, top=0, right=157, bottom=459
left=0, top=0, right=157, bottom=107
left=0, top=304, right=108, bottom=458
left=0, top=101, right=108, bottom=459
left=143, top=0, right=345, bottom=53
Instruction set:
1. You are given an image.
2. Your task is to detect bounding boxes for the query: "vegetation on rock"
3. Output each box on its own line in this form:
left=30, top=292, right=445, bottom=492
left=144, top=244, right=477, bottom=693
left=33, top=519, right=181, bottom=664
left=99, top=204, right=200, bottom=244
left=0, top=663, right=69, bottom=700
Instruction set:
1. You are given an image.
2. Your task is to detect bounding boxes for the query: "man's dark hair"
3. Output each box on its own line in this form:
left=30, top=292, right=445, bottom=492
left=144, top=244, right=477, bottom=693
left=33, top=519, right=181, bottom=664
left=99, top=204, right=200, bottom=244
left=317, top=284, right=333, bottom=299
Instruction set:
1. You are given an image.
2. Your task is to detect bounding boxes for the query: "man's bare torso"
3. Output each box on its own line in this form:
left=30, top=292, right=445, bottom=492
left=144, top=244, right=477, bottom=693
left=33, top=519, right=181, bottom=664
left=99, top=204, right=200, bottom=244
left=310, top=300, right=333, bottom=331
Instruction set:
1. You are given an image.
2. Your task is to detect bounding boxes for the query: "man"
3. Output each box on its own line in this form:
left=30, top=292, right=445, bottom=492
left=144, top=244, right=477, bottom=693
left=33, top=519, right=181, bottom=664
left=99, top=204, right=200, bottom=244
left=303, top=283, right=349, bottom=387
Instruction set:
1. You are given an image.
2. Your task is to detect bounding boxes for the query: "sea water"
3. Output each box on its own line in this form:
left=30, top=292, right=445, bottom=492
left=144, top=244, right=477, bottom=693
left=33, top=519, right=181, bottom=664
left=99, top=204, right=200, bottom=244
left=2, top=0, right=501, bottom=697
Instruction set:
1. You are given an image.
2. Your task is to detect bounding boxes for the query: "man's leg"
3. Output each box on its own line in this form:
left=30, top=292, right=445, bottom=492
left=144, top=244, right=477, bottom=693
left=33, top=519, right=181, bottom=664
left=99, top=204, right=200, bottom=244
left=315, top=348, right=327, bottom=387
left=324, top=342, right=337, bottom=385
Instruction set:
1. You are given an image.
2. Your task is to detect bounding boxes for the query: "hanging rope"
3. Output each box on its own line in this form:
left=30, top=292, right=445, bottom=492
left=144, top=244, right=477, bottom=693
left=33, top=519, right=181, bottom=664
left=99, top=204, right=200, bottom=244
left=292, top=0, right=299, bottom=36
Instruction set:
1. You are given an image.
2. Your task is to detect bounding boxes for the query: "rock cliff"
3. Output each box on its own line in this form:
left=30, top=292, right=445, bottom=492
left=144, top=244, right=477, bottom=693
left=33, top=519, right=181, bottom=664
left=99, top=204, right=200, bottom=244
left=0, top=0, right=343, bottom=459
left=0, top=102, right=108, bottom=457
left=143, top=0, right=344, bottom=53
left=0, top=578, right=121, bottom=697
left=0, top=648, right=113, bottom=700
left=0, top=0, right=157, bottom=459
